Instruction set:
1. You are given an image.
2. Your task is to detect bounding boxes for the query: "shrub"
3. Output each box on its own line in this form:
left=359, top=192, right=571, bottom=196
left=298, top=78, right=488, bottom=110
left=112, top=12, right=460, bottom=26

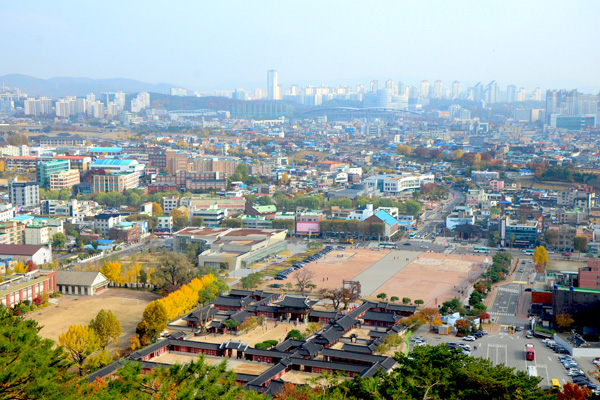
left=285, top=329, right=304, bottom=340
left=33, top=296, right=43, bottom=306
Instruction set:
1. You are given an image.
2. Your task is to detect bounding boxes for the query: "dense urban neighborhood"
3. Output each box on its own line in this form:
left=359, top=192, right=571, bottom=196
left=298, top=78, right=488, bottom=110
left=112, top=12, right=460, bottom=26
left=2, top=1, right=600, bottom=393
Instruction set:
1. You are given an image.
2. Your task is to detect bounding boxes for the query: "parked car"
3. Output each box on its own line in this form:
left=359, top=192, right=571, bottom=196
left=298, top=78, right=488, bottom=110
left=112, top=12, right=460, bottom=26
left=462, top=336, right=476, bottom=341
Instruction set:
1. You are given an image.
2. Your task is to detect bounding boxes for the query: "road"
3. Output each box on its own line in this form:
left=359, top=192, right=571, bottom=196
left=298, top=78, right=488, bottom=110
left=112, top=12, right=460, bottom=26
left=487, top=257, right=535, bottom=327
left=413, top=327, right=594, bottom=390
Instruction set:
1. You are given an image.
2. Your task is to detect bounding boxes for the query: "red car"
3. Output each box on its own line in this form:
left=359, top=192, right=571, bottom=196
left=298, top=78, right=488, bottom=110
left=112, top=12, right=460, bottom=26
left=562, top=253, right=572, bottom=257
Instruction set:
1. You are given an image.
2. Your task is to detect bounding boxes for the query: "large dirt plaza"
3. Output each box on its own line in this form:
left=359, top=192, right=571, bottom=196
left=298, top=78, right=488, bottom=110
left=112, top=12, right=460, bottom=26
left=276, top=248, right=485, bottom=306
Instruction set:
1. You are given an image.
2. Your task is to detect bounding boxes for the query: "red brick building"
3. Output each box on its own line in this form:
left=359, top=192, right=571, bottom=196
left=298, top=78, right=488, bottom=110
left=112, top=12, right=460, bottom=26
left=0, top=270, right=57, bottom=308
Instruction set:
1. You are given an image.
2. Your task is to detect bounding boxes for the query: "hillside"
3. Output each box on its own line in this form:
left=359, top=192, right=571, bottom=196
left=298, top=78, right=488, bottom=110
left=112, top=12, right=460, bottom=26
left=0, top=74, right=174, bottom=97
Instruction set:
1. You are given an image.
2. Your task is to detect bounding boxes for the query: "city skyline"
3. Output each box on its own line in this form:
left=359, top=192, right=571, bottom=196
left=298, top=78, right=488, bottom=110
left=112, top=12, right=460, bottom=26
left=1, top=1, right=599, bottom=92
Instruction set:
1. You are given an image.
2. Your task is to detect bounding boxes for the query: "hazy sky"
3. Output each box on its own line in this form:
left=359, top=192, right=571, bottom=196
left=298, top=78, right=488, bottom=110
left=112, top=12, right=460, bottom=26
left=1, top=1, right=599, bottom=92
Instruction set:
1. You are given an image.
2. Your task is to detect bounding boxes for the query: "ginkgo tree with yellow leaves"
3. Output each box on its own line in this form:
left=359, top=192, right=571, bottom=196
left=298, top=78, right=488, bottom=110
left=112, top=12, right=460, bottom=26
left=133, top=274, right=218, bottom=346
left=58, top=324, right=99, bottom=376
left=100, top=261, right=123, bottom=283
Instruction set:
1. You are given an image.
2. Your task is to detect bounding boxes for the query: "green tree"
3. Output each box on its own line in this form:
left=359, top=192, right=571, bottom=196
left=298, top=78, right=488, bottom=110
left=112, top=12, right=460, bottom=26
left=190, top=216, right=204, bottom=227
left=257, top=196, right=273, bottom=206
left=390, top=296, right=399, bottom=303
left=89, top=309, right=122, bottom=349
left=307, top=241, right=324, bottom=250
left=157, top=251, right=193, bottom=287
left=78, top=357, right=261, bottom=399
left=334, top=345, right=549, bottom=400
left=376, top=292, right=387, bottom=300
left=402, top=297, right=411, bottom=305
left=285, top=329, right=304, bottom=340
left=509, top=233, right=516, bottom=247
left=0, top=305, right=72, bottom=398
left=243, top=194, right=257, bottom=205
left=221, top=218, right=243, bottom=228
left=573, top=236, right=588, bottom=256
left=488, top=231, right=500, bottom=247
left=544, top=229, right=558, bottom=250
left=51, top=232, right=67, bottom=249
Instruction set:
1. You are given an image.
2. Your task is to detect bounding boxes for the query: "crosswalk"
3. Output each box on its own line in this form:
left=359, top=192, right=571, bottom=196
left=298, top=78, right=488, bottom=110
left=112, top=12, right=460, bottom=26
left=489, top=312, right=514, bottom=316
left=497, top=287, right=520, bottom=294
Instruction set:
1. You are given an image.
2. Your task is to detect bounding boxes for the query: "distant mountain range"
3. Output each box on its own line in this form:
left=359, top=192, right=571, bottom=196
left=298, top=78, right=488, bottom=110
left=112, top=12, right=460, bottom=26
left=0, top=74, right=175, bottom=98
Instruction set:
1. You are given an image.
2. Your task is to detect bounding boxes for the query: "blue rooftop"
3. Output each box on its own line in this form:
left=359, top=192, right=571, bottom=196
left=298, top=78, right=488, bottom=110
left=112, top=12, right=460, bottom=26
left=11, top=215, right=34, bottom=222
left=92, top=159, right=136, bottom=166
left=374, top=210, right=399, bottom=226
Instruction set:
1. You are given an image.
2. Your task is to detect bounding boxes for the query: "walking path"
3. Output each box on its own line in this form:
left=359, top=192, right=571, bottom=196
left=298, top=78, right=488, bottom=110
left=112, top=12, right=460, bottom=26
left=352, top=251, right=420, bottom=295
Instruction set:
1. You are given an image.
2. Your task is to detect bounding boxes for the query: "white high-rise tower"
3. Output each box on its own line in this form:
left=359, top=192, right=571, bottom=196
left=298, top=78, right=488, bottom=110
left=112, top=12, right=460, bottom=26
left=267, top=70, right=280, bottom=100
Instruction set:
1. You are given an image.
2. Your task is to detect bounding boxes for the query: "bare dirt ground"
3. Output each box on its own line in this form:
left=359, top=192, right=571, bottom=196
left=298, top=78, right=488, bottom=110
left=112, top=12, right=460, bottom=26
left=151, top=352, right=272, bottom=375
left=547, top=258, right=586, bottom=272
left=372, top=253, right=485, bottom=306
left=27, top=288, right=158, bottom=350
left=273, top=249, right=389, bottom=292
left=187, top=320, right=303, bottom=347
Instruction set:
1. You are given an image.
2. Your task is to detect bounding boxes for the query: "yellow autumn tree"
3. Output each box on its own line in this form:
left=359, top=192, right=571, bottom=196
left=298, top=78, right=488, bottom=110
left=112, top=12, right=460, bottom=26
left=124, top=263, right=141, bottom=285
left=0, top=160, right=5, bottom=172
left=58, top=324, right=99, bottom=376
left=100, top=261, right=123, bottom=284
left=13, top=261, right=27, bottom=273
left=156, top=274, right=216, bottom=320
left=152, top=202, right=163, bottom=216
left=146, top=267, right=155, bottom=285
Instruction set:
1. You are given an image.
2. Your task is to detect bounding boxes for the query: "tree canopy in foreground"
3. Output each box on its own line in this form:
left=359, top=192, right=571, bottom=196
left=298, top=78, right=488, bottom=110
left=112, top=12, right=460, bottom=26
left=0, top=304, right=570, bottom=399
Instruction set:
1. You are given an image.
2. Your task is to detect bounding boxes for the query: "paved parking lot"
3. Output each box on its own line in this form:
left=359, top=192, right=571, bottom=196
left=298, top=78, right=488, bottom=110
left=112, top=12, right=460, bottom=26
left=414, top=327, right=599, bottom=390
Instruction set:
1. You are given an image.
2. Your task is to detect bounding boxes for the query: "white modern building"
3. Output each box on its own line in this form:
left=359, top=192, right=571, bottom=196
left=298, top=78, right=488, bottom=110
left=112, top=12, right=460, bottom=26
left=363, top=174, right=435, bottom=194
left=157, top=216, right=173, bottom=232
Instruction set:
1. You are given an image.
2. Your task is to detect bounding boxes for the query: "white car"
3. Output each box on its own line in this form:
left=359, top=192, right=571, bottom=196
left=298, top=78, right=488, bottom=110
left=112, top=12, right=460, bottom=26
left=459, top=344, right=471, bottom=351
left=462, top=336, right=475, bottom=341
left=568, top=368, right=585, bottom=376
left=420, top=245, right=429, bottom=249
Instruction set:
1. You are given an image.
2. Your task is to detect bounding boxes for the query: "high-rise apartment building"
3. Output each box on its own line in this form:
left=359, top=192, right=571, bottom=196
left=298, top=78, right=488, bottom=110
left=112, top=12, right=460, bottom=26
left=23, top=97, right=53, bottom=116
left=420, top=80, right=429, bottom=98
left=516, top=87, right=527, bottom=102
left=267, top=70, right=280, bottom=100
left=397, top=81, right=406, bottom=97
left=370, top=80, right=379, bottom=92
left=531, top=87, right=542, bottom=102
left=484, top=80, right=498, bottom=104
left=131, top=92, right=150, bottom=113
left=114, top=91, right=126, bottom=110
left=506, top=85, right=516, bottom=103
left=451, top=81, right=461, bottom=99
left=433, top=80, right=443, bottom=99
